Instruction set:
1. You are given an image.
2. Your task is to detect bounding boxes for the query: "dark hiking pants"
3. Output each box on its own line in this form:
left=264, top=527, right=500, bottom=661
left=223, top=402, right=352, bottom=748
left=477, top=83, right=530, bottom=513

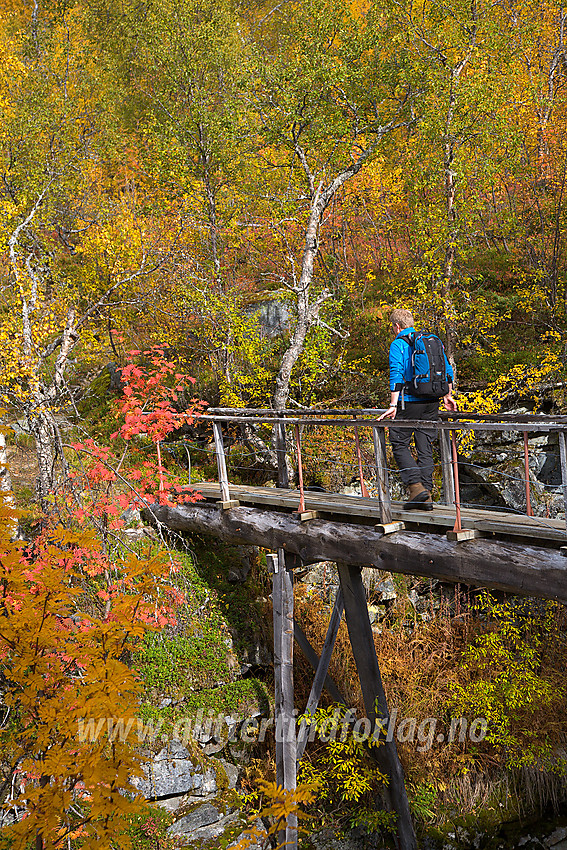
left=389, top=400, right=440, bottom=492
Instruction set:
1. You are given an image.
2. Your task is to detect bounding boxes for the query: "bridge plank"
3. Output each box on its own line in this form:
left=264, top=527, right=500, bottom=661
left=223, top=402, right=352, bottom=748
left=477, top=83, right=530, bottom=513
left=190, top=482, right=567, bottom=544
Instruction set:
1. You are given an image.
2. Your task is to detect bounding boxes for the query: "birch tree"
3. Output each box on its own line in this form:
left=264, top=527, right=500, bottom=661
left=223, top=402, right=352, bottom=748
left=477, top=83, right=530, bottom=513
left=247, top=0, right=411, bottom=410
left=0, top=3, right=160, bottom=502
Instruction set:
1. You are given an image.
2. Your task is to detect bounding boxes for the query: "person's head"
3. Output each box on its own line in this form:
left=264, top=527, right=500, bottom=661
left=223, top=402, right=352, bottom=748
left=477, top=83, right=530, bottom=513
left=390, top=308, right=414, bottom=334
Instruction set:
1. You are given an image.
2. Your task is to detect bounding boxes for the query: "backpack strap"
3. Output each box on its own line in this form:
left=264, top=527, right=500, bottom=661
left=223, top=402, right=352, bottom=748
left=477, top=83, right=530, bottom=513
left=400, top=332, right=417, bottom=347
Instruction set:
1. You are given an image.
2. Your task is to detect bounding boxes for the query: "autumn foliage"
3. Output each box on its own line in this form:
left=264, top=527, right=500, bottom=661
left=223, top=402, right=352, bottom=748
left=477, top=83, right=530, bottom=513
left=0, top=349, right=205, bottom=847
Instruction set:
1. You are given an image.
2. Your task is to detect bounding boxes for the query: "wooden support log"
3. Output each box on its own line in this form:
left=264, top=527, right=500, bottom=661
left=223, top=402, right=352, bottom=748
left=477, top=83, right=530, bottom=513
left=293, top=622, right=347, bottom=707
left=272, top=549, right=297, bottom=849
left=295, top=589, right=344, bottom=764
left=337, top=562, right=417, bottom=850
left=148, top=503, right=567, bottom=603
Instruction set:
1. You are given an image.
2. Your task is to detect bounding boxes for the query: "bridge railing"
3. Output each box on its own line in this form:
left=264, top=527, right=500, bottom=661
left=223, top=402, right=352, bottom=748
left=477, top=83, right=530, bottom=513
left=158, top=408, right=567, bottom=534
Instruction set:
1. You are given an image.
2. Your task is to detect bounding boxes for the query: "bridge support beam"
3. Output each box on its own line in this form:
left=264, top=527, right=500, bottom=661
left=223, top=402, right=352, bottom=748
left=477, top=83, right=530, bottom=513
left=148, top=502, right=567, bottom=603
left=272, top=548, right=297, bottom=849
left=295, top=589, right=345, bottom=763
left=337, top=561, right=417, bottom=850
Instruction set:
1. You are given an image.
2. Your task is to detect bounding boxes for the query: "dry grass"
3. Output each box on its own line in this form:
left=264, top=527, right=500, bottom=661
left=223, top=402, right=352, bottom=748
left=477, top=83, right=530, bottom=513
left=294, top=577, right=567, bottom=826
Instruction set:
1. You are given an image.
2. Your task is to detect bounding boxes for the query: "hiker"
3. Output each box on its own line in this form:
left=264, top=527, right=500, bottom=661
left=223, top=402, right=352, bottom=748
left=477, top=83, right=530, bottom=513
left=378, top=308, right=457, bottom=510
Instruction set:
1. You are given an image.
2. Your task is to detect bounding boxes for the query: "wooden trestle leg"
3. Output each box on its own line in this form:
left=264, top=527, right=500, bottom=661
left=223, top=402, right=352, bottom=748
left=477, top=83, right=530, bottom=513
left=273, top=548, right=297, bottom=849
left=337, top=562, right=417, bottom=850
left=296, top=589, right=345, bottom=763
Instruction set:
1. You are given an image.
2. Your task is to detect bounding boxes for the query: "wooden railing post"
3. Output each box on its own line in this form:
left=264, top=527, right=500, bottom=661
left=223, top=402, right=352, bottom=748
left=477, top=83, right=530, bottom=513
left=372, top=426, right=392, bottom=524
left=212, top=420, right=232, bottom=505
left=558, top=431, right=567, bottom=532
left=523, top=431, right=534, bottom=516
left=275, top=417, right=289, bottom=489
left=439, top=427, right=455, bottom=507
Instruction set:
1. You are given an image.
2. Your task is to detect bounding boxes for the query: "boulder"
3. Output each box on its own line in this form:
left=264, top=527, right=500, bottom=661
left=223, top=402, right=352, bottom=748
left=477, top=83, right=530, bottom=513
left=545, top=827, right=567, bottom=848
left=460, top=454, right=564, bottom=517
left=168, top=803, right=222, bottom=833
left=237, top=634, right=272, bottom=673
left=133, top=740, right=217, bottom=800
left=167, top=803, right=239, bottom=844
left=227, top=819, right=268, bottom=850
left=227, top=545, right=257, bottom=583
left=245, top=299, right=291, bottom=338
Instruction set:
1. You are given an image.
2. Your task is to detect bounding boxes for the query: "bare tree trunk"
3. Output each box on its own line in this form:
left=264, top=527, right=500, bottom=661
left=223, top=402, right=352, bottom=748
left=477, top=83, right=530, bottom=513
left=273, top=120, right=398, bottom=410
left=27, top=408, right=58, bottom=504
left=0, top=430, right=17, bottom=540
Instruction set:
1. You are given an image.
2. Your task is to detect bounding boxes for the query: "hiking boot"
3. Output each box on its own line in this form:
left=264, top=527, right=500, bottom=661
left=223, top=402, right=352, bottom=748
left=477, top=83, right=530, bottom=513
left=404, top=482, right=433, bottom=511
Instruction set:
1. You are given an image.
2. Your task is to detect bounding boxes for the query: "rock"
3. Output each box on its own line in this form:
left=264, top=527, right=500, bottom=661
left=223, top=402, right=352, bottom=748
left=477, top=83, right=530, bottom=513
left=167, top=805, right=239, bottom=845
left=460, top=457, right=557, bottom=516
left=245, top=299, right=291, bottom=338
left=228, top=819, right=268, bottom=850
left=133, top=740, right=217, bottom=800
left=377, top=575, right=397, bottom=602
left=155, top=795, right=185, bottom=814
left=367, top=604, right=383, bottom=624
left=308, top=826, right=384, bottom=849
left=238, top=635, right=272, bottom=672
left=213, top=758, right=240, bottom=790
left=121, top=506, right=142, bottom=526
left=167, top=803, right=222, bottom=834
left=300, top=561, right=339, bottom=602
left=227, top=545, right=257, bottom=583
left=342, top=482, right=363, bottom=497
left=106, top=362, right=125, bottom=392
left=546, top=828, right=567, bottom=847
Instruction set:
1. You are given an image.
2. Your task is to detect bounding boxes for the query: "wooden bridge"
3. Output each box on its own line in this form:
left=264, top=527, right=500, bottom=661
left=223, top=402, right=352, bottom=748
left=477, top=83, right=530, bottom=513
left=148, top=408, right=567, bottom=850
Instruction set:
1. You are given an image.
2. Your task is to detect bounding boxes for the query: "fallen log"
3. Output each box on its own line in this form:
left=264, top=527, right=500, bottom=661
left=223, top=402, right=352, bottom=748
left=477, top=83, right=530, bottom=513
left=146, top=502, right=567, bottom=603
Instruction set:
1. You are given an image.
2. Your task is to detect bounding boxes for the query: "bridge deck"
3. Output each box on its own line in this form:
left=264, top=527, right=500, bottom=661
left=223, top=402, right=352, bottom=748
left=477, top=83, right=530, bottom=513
left=192, top=482, right=567, bottom=546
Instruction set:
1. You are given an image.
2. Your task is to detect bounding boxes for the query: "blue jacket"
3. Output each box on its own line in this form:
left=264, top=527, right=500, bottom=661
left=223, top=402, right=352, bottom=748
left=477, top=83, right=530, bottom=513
left=389, top=327, right=454, bottom=403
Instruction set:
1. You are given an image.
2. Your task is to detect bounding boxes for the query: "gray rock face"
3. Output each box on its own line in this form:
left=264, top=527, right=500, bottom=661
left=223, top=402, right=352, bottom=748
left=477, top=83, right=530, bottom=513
left=120, top=506, right=142, bottom=526
left=167, top=805, right=239, bottom=845
left=227, top=819, right=268, bottom=850
left=238, top=635, right=272, bottom=672
left=227, top=545, right=257, bottom=583
left=214, top=758, right=240, bottom=790
left=168, top=803, right=222, bottom=834
left=460, top=437, right=566, bottom=517
left=246, top=299, right=290, bottom=337
left=546, top=827, right=567, bottom=848
left=133, top=740, right=217, bottom=799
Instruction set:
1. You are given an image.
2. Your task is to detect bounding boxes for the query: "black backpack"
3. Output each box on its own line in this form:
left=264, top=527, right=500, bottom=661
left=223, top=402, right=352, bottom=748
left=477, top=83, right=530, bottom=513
left=402, top=332, right=450, bottom=398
